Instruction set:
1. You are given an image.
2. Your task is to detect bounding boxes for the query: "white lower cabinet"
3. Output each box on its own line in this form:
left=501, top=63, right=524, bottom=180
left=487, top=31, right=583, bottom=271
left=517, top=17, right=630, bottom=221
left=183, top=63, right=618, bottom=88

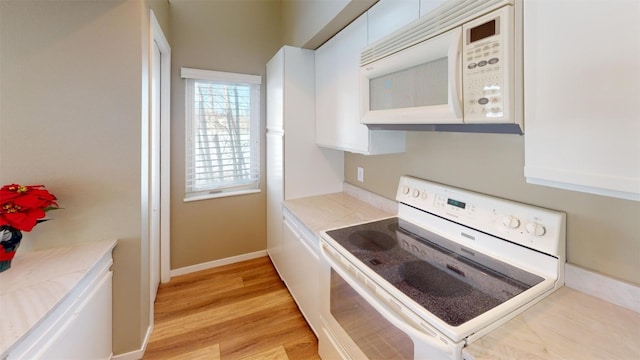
left=29, top=271, right=112, bottom=359
left=6, top=249, right=113, bottom=360
left=281, top=211, right=320, bottom=335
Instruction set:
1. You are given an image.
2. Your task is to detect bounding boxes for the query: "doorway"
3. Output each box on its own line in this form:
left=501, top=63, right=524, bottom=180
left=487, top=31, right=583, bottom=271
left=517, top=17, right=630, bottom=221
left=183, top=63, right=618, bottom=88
left=150, top=10, right=171, bottom=306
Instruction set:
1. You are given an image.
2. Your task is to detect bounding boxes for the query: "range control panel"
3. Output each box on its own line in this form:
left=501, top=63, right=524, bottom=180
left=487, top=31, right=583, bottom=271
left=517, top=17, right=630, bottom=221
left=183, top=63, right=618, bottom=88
left=396, top=175, right=566, bottom=257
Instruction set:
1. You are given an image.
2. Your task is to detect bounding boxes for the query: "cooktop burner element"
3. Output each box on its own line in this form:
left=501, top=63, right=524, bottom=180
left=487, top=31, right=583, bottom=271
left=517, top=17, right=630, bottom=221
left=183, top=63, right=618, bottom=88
left=348, top=230, right=396, bottom=251
left=400, top=260, right=472, bottom=298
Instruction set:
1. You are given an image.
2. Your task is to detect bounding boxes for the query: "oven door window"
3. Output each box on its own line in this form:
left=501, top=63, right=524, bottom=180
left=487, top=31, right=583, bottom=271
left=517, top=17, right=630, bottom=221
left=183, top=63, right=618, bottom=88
left=330, top=269, right=414, bottom=359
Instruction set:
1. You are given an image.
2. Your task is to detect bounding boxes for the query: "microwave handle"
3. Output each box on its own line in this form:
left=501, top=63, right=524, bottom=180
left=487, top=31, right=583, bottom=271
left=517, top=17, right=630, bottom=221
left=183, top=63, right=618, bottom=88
left=448, top=27, right=463, bottom=119
left=321, top=243, right=456, bottom=356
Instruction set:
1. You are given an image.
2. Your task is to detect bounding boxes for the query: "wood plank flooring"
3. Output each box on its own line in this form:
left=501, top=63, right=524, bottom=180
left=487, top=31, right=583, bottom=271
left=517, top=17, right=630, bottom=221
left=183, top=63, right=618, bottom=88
left=143, top=256, right=321, bottom=360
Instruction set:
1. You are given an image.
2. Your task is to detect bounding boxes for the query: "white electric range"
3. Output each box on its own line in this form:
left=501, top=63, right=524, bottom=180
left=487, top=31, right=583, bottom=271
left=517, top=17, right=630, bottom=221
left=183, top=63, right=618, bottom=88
left=318, top=175, right=566, bottom=359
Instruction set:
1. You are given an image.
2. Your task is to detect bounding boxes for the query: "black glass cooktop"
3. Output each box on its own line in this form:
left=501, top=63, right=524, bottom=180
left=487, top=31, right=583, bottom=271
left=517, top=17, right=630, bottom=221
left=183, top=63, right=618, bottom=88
left=325, top=217, right=544, bottom=327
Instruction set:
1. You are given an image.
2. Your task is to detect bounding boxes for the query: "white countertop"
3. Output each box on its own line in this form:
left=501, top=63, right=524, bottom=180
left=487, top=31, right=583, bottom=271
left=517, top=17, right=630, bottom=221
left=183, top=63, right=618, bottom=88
left=0, top=240, right=117, bottom=355
left=284, top=192, right=395, bottom=235
left=283, top=190, right=640, bottom=360
left=463, top=285, right=640, bottom=360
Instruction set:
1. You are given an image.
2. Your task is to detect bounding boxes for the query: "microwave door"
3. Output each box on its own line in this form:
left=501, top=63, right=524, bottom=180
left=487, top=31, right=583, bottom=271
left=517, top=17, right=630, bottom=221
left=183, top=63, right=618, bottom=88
left=447, top=27, right=463, bottom=122
left=360, top=27, right=463, bottom=125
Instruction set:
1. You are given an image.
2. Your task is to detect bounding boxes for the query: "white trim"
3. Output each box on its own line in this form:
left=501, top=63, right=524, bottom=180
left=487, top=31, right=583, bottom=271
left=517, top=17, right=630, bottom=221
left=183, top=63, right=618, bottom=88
left=146, top=12, right=170, bottom=357
left=182, top=73, right=261, bottom=200
left=565, top=263, right=640, bottom=313
left=180, top=67, right=262, bottom=85
left=170, top=250, right=268, bottom=277
left=150, top=10, right=172, bottom=285
left=111, top=324, right=153, bottom=360
left=184, top=188, right=261, bottom=202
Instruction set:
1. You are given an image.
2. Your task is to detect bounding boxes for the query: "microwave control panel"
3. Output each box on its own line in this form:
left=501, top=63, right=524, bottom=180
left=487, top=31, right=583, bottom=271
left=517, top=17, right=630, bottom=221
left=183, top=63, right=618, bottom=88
left=462, top=6, right=513, bottom=123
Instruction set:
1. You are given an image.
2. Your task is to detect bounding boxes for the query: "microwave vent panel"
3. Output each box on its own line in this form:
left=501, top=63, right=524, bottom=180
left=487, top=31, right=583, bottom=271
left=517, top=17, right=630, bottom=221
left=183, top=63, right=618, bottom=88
left=361, top=0, right=513, bottom=66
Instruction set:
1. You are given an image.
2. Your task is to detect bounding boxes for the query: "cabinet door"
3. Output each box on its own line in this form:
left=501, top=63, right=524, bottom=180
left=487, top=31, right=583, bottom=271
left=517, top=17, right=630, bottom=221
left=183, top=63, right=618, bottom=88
left=266, top=48, right=284, bottom=131
left=283, top=218, right=320, bottom=335
left=266, top=48, right=286, bottom=279
left=523, top=0, right=640, bottom=201
left=266, top=133, right=285, bottom=279
left=368, top=0, right=420, bottom=44
left=316, top=14, right=406, bottom=155
left=316, top=14, right=369, bottom=152
left=29, top=272, right=112, bottom=360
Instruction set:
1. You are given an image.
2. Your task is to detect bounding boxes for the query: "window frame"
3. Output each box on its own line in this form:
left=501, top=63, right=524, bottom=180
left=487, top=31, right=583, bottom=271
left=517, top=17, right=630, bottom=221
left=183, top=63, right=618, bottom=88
left=181, top=67, right=262, bottom=202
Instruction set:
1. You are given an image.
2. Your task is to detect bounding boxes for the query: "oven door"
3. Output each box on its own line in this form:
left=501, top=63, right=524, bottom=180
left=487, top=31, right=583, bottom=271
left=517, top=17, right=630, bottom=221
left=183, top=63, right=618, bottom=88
left=319, top=241, right=464, bottom=360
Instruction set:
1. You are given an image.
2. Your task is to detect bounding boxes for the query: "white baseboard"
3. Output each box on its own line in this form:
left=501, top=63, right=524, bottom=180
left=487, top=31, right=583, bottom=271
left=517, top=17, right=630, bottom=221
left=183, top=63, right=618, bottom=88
left=169, top=250, right=268, bottom=278
left=111, top=324, right=152, bottom=360
left=565, top=263, right=640, bottom=313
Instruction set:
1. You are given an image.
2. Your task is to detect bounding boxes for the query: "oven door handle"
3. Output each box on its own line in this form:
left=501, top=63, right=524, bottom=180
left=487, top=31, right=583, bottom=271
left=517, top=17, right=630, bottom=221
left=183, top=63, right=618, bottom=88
left=321, top=243, right=458, bottom=356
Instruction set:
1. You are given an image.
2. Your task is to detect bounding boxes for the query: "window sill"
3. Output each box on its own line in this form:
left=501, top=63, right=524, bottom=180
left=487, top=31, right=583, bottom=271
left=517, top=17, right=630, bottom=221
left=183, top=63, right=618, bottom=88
left=184, top=189, right=261, bottom=202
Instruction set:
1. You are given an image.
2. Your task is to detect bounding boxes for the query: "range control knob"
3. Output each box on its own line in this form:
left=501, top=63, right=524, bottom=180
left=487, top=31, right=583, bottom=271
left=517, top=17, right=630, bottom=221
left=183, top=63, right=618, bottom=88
left=402, top=186, right=410, bottom=195
left=502, top=215, right=521, bottom=229
left=526, top=222, right=546, bottom=236
left=412, top=189, right=420, bottom=198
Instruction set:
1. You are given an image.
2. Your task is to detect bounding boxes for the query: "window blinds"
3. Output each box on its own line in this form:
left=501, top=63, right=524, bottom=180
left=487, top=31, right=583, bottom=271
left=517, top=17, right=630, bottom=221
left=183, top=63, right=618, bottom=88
left=182, top=68, right=261, bottom=200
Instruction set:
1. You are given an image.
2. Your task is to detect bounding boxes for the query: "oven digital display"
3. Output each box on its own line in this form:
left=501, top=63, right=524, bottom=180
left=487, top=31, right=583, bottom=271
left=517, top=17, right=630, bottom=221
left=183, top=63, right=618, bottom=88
left=469, top=19, right=496, bottom=43
left=447, top=198, right=466, bottom=209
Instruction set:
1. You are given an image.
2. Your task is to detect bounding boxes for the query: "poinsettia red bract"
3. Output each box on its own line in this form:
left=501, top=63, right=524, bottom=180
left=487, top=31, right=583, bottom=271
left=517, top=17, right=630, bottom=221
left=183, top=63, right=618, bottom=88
left=0, top=184, right=59, bottom=232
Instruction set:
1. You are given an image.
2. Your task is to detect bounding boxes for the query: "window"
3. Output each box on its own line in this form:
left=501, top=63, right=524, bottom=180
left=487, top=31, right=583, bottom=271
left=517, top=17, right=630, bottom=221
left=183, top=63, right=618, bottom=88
left=181, top=68, right=261, bottom=201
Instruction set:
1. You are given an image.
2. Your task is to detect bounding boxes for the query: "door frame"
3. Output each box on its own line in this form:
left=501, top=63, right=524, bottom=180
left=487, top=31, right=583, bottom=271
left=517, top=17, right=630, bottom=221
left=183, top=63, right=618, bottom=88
left=150, top=10, right=171, bottom=285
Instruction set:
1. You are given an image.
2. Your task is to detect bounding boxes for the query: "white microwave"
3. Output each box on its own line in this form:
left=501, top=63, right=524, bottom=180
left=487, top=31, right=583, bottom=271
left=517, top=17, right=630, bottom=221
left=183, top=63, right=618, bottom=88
left=360, top=0, right=523, bottom=134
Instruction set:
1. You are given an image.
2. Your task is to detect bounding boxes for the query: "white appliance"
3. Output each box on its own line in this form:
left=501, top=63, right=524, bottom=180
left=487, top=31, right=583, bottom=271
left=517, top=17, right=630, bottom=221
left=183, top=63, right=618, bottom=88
left=360, top=0, right=523, bottom=134
left=319, top=175, right=566, bottom=359
left=266, top=46, right=344, bottom=281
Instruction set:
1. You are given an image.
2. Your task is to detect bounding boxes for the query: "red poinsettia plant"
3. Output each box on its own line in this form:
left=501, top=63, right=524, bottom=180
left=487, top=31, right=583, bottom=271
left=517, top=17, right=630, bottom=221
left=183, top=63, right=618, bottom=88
left=0, top=184, right=60, bottom=232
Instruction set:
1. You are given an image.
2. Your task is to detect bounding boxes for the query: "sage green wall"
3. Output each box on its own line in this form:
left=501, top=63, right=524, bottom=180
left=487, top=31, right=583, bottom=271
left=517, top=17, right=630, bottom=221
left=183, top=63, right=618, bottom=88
left=0, top=0, right=170, bottom=355
left=345, top=132, right=640, bottom=285
left=168, top=0, right=281, bottom=269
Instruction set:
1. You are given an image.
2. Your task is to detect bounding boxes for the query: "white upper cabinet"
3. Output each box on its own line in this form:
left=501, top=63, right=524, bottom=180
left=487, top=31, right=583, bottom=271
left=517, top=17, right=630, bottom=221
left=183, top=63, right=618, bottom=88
left=315, top=12, right=406, bottom=154
left=523, top=0, right=640, bottom=201
left=367, top=0, right=420, bottom=44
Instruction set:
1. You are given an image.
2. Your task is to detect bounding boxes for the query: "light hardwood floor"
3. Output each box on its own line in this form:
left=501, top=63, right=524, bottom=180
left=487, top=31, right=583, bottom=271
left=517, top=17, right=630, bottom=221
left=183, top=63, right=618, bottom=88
left=143, top=256, right=321, bottom=360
